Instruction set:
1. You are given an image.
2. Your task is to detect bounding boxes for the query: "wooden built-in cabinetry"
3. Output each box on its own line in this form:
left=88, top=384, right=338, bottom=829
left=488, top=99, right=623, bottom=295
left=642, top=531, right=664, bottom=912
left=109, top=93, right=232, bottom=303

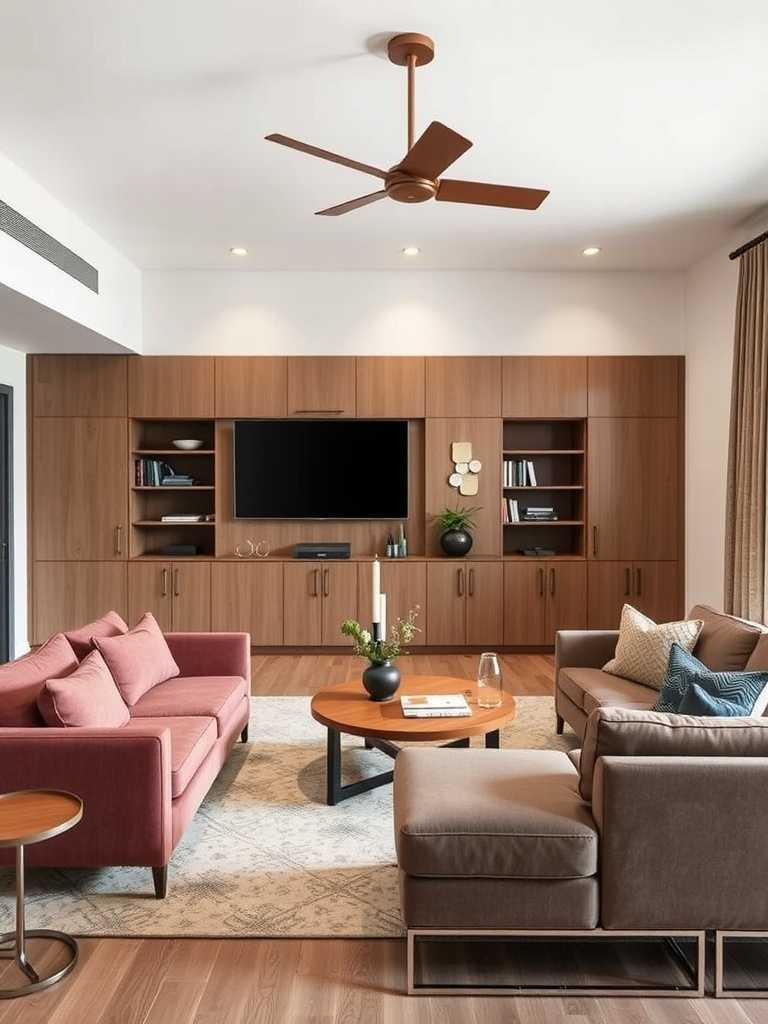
left=27, top=354, right=685, bottom=653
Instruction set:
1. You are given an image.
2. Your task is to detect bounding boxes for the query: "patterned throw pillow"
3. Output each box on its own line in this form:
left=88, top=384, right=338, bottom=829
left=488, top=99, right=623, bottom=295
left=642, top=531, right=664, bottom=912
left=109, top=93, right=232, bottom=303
left=677, top=683, right=747, bottom=717
left=654, top=643, right=768, bottom=715
left=603, top=604, right=703, bottom=690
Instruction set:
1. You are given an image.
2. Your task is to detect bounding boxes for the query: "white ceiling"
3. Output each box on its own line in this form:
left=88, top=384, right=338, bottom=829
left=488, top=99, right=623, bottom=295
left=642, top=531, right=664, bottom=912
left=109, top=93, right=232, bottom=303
left=1, top=0, right=767, bottom=271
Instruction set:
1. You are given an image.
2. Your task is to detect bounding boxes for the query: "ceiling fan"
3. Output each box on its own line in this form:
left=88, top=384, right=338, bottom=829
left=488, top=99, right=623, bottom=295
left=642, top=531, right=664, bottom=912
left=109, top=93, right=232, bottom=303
left=265, top=33, right=549, bottom=216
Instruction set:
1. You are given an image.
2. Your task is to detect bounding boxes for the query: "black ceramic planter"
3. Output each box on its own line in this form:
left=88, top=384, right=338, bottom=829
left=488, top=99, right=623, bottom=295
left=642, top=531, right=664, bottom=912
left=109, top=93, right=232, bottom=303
left=440, top=528, right=473, bottom=557
left=362, top=661, right=401, bottom=702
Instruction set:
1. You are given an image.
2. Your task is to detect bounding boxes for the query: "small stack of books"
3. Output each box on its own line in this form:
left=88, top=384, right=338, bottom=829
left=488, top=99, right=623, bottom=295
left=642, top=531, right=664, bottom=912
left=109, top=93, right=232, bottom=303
left=161, top=474, right=195, bottom=486
left=502, top=497, right=520, bottom=523
left=160, top=514, right=204, bottom=524
left=401, top=694, right=471, bottom=718
left=522, top=506, right=558, bottom=522
left=135, top=459, right=173, bottom=486
left=504, top=459, right=537, bottom=487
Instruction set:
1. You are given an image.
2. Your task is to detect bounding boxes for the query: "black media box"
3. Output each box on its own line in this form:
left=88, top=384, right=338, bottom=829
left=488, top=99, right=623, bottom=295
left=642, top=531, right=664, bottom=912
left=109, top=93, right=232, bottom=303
left=293, top=542, right=351, bottom=560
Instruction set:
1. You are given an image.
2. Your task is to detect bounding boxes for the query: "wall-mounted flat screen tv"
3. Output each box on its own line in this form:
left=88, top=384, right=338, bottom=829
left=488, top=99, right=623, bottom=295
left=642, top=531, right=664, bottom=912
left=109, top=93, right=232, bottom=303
left=234, top=419, right=408, bottom=520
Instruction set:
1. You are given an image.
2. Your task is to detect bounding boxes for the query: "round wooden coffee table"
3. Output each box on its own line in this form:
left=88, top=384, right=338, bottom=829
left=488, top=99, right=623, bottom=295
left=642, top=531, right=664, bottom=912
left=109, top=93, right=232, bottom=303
left=311, top=675, right=516, bottom=805
left=0, top=790, right=82, bottom=999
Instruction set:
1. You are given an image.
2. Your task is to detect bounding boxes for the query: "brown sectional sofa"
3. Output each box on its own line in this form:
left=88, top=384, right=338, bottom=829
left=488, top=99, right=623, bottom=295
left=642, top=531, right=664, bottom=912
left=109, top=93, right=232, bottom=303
left=395, top=605, right=768, bottom=995
left=555, top=604, right=768, bottom=739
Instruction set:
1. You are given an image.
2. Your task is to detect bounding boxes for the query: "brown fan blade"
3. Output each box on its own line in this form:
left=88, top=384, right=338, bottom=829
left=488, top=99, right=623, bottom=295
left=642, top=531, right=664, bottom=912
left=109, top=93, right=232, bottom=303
left=315, top=191, right=388, bottom=216
left=398, top=122, right=472, bottom=180
left=265, top=134, right=387, bottom=180
left=436, top=179, right=549, bottom=210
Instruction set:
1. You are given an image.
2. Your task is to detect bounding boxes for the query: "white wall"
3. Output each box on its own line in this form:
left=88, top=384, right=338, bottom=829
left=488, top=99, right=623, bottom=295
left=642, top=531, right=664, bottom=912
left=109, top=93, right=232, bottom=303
left=0, top=343, right=27, bottom=656
left=684, top=210, right=768, bottom=610
left=143, top=270, right=684, bottom=355
left=0, top=150, right=142, bottom=353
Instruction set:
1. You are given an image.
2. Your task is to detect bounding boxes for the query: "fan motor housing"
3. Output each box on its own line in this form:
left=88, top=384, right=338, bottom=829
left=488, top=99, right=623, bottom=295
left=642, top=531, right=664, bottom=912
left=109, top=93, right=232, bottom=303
left=385, top=172, right=437, bottom=204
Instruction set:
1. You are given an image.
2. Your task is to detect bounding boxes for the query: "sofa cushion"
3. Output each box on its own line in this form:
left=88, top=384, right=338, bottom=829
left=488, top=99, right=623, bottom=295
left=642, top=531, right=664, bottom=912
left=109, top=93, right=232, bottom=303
left=677, top=683, right=747, bottom=717
left=0, top=633, right=79, bottom=727
left=746, top=634, right=768, bottom=673
left=130, top=675, right=248, bottom=736
left=558, top=667, right=656, bottom=716
left=37, top=649, right=129, bottom=728
left=579, top=706, right=768, bottom=801
left=394, top=748, right=598, bottom=880
left=125, top=715, right=217, bottom=797
left=64, top=611, right=129, bottom=660
left=689, top=604, right=764, bottom=672
left=654, top=643, right=768, bottom=715
left=95, top=613, right=180, bottom=707
left=603, top=604, right=703, bottom=690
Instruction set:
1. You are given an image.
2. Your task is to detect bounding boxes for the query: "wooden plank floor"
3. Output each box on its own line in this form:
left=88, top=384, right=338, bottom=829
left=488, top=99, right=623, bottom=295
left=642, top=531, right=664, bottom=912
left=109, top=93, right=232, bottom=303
left=1, top=653, right=764, bottom=1022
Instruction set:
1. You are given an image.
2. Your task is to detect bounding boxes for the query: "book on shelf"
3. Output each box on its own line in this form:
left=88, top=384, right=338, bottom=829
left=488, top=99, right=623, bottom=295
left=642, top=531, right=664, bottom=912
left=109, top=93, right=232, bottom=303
left=161, top=475, right=195, bottom=486
left=502, top=497, right=520, bottom=523
left=503, top=459, right=538, bottom=488
left=401, top=694, right=471, bottom=719
left=160, top=514, right=204, bottom=523
left=135, top=459, right=179, bottom=487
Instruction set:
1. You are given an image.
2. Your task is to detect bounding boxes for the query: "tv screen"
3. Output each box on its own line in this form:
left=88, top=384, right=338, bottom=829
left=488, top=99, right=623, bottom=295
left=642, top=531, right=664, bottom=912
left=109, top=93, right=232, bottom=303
left=234, top=419, right=409, bottom=519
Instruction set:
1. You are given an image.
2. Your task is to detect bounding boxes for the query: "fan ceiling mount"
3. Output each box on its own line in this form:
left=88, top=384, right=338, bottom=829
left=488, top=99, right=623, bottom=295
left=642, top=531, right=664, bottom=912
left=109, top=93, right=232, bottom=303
left=265, top=32, right=550, bottom=216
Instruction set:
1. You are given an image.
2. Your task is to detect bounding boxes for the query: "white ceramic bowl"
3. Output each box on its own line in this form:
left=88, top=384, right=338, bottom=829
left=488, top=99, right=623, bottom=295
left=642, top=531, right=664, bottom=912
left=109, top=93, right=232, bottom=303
left=172, top=439, right=204, bottom=450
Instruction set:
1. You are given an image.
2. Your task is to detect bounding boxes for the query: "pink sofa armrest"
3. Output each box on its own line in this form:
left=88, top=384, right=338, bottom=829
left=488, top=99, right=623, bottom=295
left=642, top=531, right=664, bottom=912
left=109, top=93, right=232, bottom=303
left=165, top=632, right=251, bottom=689
left=0, top=726, right=172, bottom=867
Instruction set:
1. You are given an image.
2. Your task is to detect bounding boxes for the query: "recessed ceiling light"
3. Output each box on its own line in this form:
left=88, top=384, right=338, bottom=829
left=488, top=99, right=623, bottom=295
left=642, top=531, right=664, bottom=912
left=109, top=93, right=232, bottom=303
left=229, top=246, right=248, bottom=256
left=402, top=246, right=420, bottom=256
left=582, top=246, right=601, bottom=257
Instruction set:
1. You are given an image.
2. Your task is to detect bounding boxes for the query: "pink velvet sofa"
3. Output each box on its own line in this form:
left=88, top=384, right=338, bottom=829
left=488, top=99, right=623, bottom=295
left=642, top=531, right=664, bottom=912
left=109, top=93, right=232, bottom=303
left=0, top=630, right=251, bottom=898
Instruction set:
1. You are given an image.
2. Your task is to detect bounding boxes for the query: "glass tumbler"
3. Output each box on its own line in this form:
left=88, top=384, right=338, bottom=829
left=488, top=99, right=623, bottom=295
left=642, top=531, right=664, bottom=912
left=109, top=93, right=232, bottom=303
left=477, top=652, right=503, bottom=708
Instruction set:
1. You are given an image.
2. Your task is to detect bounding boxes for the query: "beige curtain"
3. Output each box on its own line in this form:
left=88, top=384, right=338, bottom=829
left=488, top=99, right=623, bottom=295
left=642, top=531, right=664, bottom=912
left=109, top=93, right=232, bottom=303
left=724, top=240, right=768, bottom=621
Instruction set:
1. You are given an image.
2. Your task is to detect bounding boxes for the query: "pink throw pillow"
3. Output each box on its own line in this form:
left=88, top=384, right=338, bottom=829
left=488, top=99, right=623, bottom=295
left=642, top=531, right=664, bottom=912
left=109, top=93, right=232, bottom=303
left=38, top=650, right=129, bottom=728
left=0, top=633, right=79, bottom=726
left=65, top=610, right=129, bottom=659
left=95, top=612, right=179, bottom=706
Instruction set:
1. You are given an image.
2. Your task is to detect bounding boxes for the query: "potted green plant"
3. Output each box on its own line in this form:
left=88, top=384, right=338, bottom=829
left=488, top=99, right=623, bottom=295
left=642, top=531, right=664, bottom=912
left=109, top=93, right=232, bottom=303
left=436, top=504, right=482, bottom=557
left=341, top=608, right=420, bottom=701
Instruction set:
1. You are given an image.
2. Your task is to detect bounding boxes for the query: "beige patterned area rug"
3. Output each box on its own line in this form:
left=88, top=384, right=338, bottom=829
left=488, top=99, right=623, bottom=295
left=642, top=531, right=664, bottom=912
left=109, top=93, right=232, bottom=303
left=0, top=696, right=577, bottom=938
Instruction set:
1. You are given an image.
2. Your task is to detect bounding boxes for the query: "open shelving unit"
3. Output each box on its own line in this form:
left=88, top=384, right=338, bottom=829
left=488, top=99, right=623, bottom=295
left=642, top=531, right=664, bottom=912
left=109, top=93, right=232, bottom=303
left=501, top=420, right=586, bottom=558
left=129, top=420, right=216, bottom=558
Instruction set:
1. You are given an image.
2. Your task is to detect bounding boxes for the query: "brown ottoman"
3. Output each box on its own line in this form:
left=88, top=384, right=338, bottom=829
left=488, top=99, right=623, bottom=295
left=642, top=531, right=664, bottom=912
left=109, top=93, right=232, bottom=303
left=394, top=747, right=599, bottom=930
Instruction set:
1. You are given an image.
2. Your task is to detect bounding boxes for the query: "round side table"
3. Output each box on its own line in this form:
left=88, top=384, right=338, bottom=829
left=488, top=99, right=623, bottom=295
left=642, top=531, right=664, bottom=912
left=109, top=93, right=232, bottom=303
left=0, top=790, right=82, bottom=999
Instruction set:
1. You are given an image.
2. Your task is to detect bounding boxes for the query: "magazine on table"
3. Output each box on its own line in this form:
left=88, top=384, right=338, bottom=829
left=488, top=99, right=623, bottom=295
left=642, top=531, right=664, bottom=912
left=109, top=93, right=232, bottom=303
left=401, top=694, right=471, bottom=718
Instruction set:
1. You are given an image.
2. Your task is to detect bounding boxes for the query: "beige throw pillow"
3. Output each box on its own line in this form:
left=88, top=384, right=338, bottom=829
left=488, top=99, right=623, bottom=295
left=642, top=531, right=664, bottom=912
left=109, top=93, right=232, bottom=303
left=602, top=604, right=703, bottom=690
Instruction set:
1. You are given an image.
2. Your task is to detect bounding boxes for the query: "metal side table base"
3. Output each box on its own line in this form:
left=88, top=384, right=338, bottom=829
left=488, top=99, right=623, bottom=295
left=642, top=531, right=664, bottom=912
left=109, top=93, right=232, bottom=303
left=0, top=845, right=79, bottom=999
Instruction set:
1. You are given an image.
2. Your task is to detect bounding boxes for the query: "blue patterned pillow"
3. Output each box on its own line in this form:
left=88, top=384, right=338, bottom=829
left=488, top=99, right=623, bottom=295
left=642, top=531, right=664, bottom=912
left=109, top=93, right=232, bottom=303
left=654, top=643, right=768, bottom=715
left=678, top=683, right=748, bottom=717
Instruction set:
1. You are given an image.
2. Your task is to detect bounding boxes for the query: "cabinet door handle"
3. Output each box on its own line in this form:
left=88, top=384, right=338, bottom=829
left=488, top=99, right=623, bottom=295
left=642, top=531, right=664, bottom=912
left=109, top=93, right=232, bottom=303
left=458, top=568, right=465, bottom=597
left=468, top=568, right=475, bottom=596
left=592, top=525, right=598, bottom=557
left=312, top=568, right=319, bottom=597
left=293, top=408, right=344, bottom=415
left=635, top=567, right=642, bottom=596
left=538, top=568, right=544, bottom=597
left=624, top=567, right=631, bottom=596
left=174, top=569, right=180, bottom=597
left=115, top=524, right=123, bottom=556
left=550, top=568, right=556, bottom=596
left=323, top=568, right=330, bottom=597
left=161, top=568, right=168, bottom=597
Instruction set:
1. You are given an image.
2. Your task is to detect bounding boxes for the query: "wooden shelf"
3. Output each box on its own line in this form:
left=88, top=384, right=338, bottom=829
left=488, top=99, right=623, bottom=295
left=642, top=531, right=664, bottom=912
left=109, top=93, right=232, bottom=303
left=132, top=520, right=215, bottom=528
left=503, top=485, right=583, bottom=491
left=131, top=554, right=212, bottom=561
left=503, top=520, right=584, bottom=527
left=503, top=449, right=584, bottom=455
left=132, top=449, right=214, bottom=455
left=504, top=554, right=586, bottom=561
left=132, top=486, right=214, bottom=491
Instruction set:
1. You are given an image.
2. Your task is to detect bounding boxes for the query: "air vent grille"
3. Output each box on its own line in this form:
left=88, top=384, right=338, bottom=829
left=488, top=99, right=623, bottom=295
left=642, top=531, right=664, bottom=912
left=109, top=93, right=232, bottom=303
left=0, top=200, right=99, bottom=293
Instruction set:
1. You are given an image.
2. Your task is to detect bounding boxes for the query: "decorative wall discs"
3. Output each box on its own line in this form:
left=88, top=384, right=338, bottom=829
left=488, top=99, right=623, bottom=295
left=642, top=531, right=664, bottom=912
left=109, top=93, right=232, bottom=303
left=460, top=474, right=479, bottom=496
left=448, top=472, right=463, bottom=488
left=468, top=459, right=482, bottom=473
left=451, top=441, right=472, bottom=463
left=455, top=462, right=469, bottom=474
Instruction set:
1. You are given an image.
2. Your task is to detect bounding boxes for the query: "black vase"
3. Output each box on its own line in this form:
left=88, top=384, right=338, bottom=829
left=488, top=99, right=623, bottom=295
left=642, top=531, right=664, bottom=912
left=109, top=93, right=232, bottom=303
left=440, top=528, right=473, bottom=557
left=362, top=660, right=401, bottom=702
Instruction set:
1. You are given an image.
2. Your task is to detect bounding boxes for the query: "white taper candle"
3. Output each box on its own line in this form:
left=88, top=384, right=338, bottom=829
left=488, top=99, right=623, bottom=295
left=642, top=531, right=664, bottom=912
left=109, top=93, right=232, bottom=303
left=371, top=557, right=380, bottom=623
